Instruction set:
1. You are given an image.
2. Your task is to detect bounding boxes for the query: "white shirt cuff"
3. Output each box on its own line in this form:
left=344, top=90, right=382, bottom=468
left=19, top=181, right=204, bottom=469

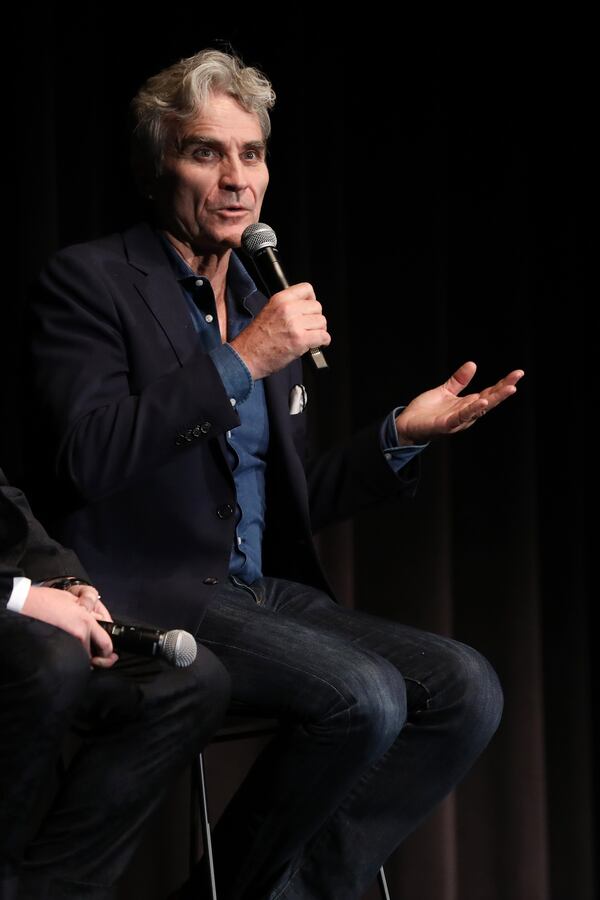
left=7, top=577, right=32, bottom=613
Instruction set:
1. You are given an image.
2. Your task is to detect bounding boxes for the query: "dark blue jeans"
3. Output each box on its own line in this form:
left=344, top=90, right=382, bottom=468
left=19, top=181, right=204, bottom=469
left=193, top=577, right=503, bottom=900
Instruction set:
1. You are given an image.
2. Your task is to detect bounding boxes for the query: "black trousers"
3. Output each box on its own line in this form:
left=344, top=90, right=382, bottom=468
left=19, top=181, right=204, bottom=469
left=0, top=609, right=230, bottom=900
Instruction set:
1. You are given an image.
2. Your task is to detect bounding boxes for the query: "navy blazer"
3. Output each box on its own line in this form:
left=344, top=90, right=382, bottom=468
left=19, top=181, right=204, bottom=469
left=0, top=468, right=88, bottom=609
left=28, top=224, right=415, bottom=633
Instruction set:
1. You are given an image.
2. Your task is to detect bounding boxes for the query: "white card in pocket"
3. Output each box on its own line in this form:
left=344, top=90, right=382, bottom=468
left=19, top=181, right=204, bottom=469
left=289, top=384, right=308, bottom=415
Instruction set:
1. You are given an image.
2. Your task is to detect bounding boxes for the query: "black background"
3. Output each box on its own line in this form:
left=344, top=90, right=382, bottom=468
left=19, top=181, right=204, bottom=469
left=2, top=9, right=594, bottom=899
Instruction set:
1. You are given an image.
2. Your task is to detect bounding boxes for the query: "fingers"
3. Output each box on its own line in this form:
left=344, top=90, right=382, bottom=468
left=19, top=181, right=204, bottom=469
left=232, top=282, right=331, bottom=379
left=69, top=584, right=101, bottom=611
left=91, top=652, right=119, bottom=669
left=288, top=312, right=328, bottom=333
left=271, top=282, right=317, bottom=304
left=504, top=368, right=525, bottom=385
left=93, top=600, right=113, bottom=621
left=450, top=366, right=525, bottom=431
left=444, top=397, right=488, bottom=431
left=446, top=364, right=524, bottom=414
left=480, top=369, right=525, bottom=409
left=279, top=296, right=329, bottom=347
left=90, top=619, right=114, bottom=658
left=464, top=399, right=489, bottom=425
left=483, top=369, right=524, bottom=394
left=68, top=584, right=114, bottom=622
left=269, top=293, right=325, bottom=326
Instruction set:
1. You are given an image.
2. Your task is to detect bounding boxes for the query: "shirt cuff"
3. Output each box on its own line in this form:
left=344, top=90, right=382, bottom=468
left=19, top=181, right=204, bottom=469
left=380, top=408, right=429, bottom=474
left=209, top=343, right=254, bottom=408
left=7, top=577, right=32, bottom=613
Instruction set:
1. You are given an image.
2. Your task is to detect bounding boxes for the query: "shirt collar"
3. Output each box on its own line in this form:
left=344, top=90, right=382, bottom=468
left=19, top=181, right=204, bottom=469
left=157, top=231, right=261, bottom=313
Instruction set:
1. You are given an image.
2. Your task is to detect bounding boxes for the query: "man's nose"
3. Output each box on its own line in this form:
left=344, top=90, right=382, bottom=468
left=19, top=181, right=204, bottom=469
left=220, top=156, right=247, bottom=192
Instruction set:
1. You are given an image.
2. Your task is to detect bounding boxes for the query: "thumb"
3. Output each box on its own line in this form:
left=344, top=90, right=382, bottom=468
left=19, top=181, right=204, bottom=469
left=445, top=361, right=477, bottom=396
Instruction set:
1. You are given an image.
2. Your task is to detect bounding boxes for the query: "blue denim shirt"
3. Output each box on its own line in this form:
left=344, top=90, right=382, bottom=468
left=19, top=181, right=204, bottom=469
left=160, top=235, right=426, bottom=584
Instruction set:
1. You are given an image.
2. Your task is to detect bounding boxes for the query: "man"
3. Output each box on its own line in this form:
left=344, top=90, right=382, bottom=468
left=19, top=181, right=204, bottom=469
left=0, top=467, right=230, bottom=899
left=27, top=49, right=524, bottom=899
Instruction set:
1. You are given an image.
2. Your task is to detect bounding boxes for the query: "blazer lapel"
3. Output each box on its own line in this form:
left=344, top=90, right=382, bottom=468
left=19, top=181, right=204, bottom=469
left=264, top=368, right=291, bottom=440
left=123, top=223, right=199, bottom=366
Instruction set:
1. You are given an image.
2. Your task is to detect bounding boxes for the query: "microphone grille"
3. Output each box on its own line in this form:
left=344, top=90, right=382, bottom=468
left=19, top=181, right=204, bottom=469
left=241, top=222, right=277, bottom=257
left=162, top=629, right=198, bottom=667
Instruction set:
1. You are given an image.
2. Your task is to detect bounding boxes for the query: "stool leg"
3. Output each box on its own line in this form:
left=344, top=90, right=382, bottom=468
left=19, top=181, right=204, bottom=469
left=196, top=748, right=389, bottom=900
left=197, top=752, right=218, bottom=900
left=189, top=759, right=199, bottom=873
left=377, top=865, right=391, bottom=900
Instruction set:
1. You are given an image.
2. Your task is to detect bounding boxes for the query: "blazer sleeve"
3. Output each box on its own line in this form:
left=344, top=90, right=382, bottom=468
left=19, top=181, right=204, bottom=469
left=29, top=244, right=240, bottom=502
left=0, top=476, right=89, bottom=608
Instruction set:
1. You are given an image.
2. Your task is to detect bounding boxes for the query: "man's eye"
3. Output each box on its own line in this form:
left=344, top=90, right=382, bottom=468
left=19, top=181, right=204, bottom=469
left=192, top=147, right=216, bottom=159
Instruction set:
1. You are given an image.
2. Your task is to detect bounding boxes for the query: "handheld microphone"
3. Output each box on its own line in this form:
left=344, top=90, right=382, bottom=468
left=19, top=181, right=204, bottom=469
left=241, top=222, right=328, bottom=371
left=98, top=621, right=197, bottom=667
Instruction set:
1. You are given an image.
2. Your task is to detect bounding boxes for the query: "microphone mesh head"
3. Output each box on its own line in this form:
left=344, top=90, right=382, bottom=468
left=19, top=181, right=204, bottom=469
left=162, top=629, right=198, bottom=667
left=241, top=222, right=277, bottom=257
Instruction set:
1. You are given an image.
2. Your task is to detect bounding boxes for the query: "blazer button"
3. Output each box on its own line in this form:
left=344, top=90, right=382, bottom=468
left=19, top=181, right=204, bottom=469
left=217, top=503, right=234, bottom=519
left=203, top=577, right=219, bottom=585
left=200, top=422, right=212, bottom=434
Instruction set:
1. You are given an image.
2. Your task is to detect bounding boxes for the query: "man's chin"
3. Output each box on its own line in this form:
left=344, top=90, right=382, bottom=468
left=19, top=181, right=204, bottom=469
left=209, top=225, right=250, bottom=251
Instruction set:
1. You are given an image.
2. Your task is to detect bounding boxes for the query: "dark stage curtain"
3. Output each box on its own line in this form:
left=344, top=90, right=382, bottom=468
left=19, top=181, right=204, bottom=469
left=2, top=12, right=594, bottom=900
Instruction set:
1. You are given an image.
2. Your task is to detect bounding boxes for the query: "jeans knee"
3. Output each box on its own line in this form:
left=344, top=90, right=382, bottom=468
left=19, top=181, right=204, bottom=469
left=346, top=657, right=407, bottom=758
left=446, top=643, right=503, bottom=746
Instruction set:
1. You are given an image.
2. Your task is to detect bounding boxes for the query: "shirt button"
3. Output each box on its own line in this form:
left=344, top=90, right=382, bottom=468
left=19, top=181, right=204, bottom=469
left=230, top=397, right=237, bottom=407
left=237, top=536, right=242, bottom=545
left=226, top=431, right=232, bottom=439
left=205, top=314, right=214, bottom=323
left=217, top=504, right=234, bottom=519
left=195, top=278, right=204, bottom=287
left=384, top=452, right=392, bottom=460
left=203, top=577, right=218, bottom=585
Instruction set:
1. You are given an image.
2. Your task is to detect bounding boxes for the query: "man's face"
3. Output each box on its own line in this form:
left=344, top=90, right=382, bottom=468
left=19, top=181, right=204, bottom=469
left=155, top=92, right=269, bottom=253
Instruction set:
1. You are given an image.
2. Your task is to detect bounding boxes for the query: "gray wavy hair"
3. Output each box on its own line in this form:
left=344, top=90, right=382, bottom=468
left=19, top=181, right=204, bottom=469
left=131, top=48, right=276, bottom=178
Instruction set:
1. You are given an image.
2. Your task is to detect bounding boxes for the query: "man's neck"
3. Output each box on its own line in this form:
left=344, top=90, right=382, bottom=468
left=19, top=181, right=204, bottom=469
left=161, top=231, right=232, bottom=339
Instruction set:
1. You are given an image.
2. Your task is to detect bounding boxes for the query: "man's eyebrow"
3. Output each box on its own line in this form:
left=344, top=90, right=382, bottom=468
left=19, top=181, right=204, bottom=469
left=176, top=136, right=266, bottom=153
left=177, top=136, right=221, bottom=151
left=242, top=140, right=267, bottom=154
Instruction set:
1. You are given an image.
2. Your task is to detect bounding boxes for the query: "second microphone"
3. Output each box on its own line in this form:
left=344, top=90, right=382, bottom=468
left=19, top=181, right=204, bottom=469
left=98, top=620, right=197, bottom=667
